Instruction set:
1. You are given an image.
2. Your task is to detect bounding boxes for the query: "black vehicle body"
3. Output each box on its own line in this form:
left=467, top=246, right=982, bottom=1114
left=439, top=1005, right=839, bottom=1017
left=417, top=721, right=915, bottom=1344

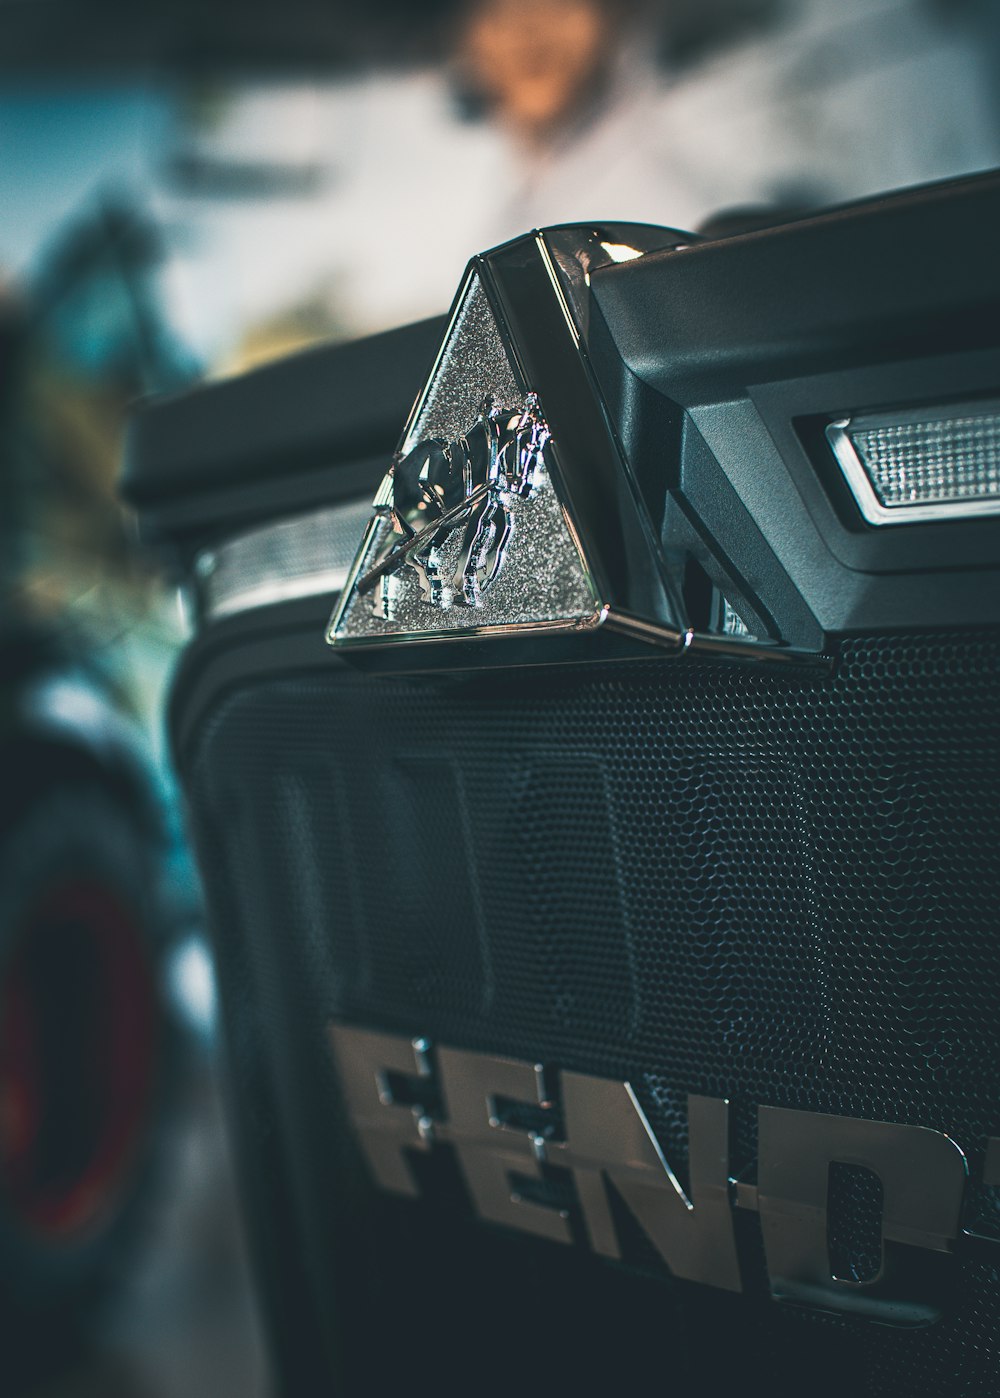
left=128, top=172, right=1000, bottom=1397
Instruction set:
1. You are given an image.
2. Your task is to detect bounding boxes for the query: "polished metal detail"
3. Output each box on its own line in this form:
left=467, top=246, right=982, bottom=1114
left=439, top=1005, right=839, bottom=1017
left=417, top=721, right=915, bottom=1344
left=329, top=392, right=602, bottom=646
left=435, top=1047, right=572, bottom=1245
left=827, top=400, right=1000, bottom=526
left=551, top=1074, right=742, bottom=1291
left=358, top=394, right=551, bottom=617
left=408, top=271, right=522, bottom=451
left=329, top=1026, right=743, bottom=1292
left=328, top=1026, right=985, bottom=1325
left=757, top=1105, right=967, bottom=1324
left=330, top=1028, right=438, bottom=1197
left=195, top=497, right=373, bottom=623
left=327, top=263, right=604, bottom=651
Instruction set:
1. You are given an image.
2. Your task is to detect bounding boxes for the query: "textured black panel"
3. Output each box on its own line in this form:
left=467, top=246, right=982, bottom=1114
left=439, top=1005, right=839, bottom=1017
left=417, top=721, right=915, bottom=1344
left=180, top=632, right=1000, bottom=1397
left=828, top=1163, right=884, bottom=1285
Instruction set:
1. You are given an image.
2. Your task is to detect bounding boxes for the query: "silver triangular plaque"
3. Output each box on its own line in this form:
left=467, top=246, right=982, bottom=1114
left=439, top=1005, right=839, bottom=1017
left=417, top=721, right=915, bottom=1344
left=327, top=271, right=604, bottom=650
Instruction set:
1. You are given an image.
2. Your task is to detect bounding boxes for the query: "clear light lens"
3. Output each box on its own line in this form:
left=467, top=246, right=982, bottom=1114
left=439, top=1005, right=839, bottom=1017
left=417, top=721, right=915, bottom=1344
left=852, top=414, right=1000, bottom=506
left=721, top=600, right=753, bottom=639
left=195, top=497, right=373, bottom=622
left=827, top=401, right=1000, bottom=525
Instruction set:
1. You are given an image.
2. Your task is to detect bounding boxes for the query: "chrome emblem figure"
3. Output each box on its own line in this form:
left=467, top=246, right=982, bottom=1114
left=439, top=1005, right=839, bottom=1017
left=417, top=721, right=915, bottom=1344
left=358, top=394, right=550, bottom=618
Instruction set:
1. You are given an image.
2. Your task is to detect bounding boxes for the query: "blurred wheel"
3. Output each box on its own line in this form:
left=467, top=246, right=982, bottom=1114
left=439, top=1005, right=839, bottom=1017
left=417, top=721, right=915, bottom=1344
left=0, top=779, right=175, bottom=1389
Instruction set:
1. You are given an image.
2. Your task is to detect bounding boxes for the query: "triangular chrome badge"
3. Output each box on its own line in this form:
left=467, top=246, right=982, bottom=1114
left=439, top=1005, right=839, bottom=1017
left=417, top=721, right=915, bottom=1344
left=328, top=224, right=704, bottom=661
left=328, top=268, right=606, bottom=650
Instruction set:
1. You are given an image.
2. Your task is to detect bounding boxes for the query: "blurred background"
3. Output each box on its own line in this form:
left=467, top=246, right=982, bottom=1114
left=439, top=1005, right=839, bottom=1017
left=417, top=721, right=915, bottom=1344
left=0, top=1, right=998, bottom=1394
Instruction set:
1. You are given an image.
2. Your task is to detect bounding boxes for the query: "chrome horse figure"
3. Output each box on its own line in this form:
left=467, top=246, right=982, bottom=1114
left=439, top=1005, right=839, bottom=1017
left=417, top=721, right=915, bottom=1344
left=365, top=393, right=550, bottom=617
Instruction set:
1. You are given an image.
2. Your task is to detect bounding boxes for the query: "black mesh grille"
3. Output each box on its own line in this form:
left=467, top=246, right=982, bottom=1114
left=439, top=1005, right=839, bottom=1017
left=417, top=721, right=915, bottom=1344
left=828, top=1163, right=884, bottom=1283
left=181, top=631, right=1000, bottom=1397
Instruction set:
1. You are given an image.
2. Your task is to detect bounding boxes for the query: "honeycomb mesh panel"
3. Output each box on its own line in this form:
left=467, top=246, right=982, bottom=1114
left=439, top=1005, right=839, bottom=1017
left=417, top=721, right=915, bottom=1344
left=181, top=631, right=1000, bottom=1397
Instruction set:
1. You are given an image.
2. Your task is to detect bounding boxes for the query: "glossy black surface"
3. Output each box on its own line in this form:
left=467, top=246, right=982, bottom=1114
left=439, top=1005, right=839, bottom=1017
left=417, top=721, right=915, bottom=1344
left=588, top=171, right=1000, bottom=642
left=123, top=317, right=445, bottom=552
